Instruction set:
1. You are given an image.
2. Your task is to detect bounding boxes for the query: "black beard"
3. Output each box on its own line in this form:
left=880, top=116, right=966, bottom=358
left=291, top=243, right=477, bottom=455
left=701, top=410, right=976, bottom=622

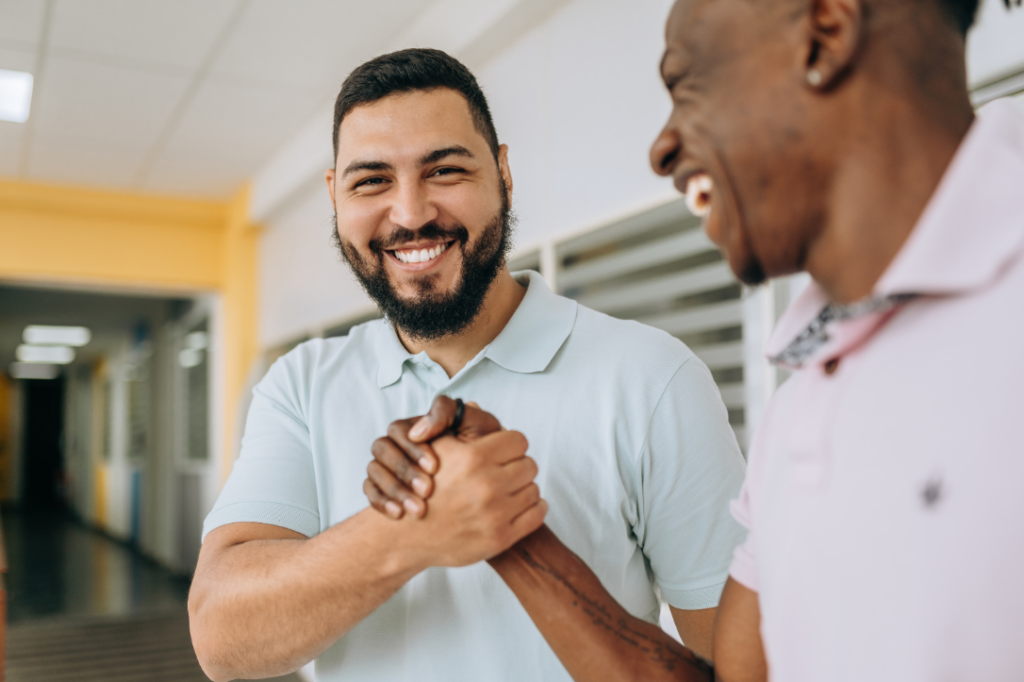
left=332, top=194, right=515, bottom=341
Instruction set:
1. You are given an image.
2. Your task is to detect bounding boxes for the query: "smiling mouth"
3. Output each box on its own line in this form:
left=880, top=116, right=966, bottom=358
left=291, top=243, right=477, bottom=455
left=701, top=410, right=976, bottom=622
left=684, top=172, right=714, bottom=218
left=389, top=240, right=454, bottom=265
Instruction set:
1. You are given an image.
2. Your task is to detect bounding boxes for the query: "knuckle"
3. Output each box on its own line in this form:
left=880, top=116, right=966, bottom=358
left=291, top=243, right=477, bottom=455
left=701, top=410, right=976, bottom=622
left=502, top=430, right=528, bottom=452
left=393, top=455, right=418, bottom=482
left=387, top=420, right=412, bottom=440
left=382, top=478, right=407, bottom=500
left=431, top=395, right=455, bottom=418
left=371, top=437, right=392, bottom=458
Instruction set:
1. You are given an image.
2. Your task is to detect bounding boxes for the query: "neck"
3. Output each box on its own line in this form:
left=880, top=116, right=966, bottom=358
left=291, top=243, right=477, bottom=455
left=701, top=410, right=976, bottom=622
left=803, top=60, right=974, bottom=304
left=396, top=268, right=527, bottom=377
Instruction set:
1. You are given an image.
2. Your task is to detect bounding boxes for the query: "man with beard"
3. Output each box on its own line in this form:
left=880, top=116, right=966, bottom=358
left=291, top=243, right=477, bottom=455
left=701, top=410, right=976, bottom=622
left=366, top=0, right=1024, bottom=680
left=188, top=48, right=746, bottom=682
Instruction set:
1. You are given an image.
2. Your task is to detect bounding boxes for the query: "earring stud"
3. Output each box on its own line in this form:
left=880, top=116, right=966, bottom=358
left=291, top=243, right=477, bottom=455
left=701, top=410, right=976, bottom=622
left=807, top=69, right=823, bottom=87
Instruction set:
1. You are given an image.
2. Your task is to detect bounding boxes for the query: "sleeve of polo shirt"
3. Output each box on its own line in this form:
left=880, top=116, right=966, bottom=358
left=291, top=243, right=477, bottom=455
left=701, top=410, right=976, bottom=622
left=634, top=357, right=748, bottom=610
left=202, top=348, right=320, bottom=540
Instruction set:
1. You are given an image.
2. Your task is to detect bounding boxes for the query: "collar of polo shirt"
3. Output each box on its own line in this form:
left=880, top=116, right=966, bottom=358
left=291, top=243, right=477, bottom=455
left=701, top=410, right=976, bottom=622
left=375, top=270, right=578, bottom=388
left=767, top=99, right=1024, bottom=370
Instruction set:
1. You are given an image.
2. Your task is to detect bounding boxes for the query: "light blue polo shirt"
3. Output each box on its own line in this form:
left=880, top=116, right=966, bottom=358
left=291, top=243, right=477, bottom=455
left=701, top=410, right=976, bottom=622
left=205, top=270, right=746, bottom=682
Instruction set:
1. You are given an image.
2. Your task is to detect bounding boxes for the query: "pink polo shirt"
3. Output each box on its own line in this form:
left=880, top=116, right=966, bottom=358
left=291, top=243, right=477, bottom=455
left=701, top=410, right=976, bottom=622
left=729, top=98, right=1024, bottom=681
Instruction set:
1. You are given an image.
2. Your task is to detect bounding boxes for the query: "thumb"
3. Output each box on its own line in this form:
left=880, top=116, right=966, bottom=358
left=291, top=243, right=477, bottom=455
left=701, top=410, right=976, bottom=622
left=408, top=395, right=459, bottom=442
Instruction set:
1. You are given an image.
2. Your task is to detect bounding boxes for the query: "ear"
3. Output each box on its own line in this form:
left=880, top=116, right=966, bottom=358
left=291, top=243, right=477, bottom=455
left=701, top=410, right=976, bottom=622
left=497, top=144, right=513, bottom=200
left=324, top=168, right=338, bottom=212
left=804, top=0, right=863, bottom=90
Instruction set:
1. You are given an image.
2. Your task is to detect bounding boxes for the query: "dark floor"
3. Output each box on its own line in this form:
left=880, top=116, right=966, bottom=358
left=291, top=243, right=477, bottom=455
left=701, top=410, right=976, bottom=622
left=3, top=508, right=303, bottom=681
left=3, top=508, right=191, bottom=625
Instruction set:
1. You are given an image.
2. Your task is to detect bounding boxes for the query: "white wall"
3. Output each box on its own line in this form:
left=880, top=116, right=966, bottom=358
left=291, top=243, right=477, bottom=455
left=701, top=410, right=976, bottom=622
left=968, top=0, right=1024, bottom=85
left=477, top=0, right=677, bottom=254
left=258, top=179, right=372, bottom=349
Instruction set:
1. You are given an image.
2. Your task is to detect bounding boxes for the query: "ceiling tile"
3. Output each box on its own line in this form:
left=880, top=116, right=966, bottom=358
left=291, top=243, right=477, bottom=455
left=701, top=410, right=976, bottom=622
left=32, top=56, right=191, bottom=152
left=156, top=76, right=320, bottom=168
left=0, top=0, right=47, bottom=49
left=209, top=0, right=432, bottom=91
left=49, top=0, right=241, bottom=70
left=0, top=44, right=35, bottom=72
left=0, top=127, right=22, bottom=176
left=141, top=151, right=248, bottom=198
left=27, top=138, right=146, bottom=188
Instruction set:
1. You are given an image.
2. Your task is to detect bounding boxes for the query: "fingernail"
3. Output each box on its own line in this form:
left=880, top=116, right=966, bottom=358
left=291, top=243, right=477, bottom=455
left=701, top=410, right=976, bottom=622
left=418, top=455, right=437, bottom=474
left=385, top=501, right=402, bottom=518
left=412, top=477, right=429, bottom=496
left=409, top=417, right=429, bottom=439
left=403, top=498, right=422, bottom=516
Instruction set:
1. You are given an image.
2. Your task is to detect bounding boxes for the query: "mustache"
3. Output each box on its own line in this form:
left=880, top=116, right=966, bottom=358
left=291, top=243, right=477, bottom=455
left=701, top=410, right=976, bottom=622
left=369, top=222, right=470, bottom=253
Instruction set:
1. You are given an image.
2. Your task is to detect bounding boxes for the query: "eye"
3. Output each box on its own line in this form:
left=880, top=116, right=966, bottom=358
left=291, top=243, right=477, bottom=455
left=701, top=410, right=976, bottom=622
left=353, top=176, right=387, bottom=189
left=431, top=166, right=465, bottom=178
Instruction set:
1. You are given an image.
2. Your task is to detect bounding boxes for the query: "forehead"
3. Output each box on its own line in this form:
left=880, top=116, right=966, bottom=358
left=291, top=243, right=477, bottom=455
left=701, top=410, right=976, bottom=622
left=337, top=89, right=483, bottom=160
left=661, top=0, right=766, bottom=75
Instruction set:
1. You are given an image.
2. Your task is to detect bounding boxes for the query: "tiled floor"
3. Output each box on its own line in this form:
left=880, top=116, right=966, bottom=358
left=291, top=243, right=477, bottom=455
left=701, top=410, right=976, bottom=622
left=3, top=509, right=303, bottom=681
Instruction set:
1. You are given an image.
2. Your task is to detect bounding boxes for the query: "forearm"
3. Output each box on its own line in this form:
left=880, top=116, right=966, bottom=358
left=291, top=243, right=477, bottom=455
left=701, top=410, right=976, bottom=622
left=488, top=525, right=713, bottom=682
left=190, top=509, right=422, bottom=681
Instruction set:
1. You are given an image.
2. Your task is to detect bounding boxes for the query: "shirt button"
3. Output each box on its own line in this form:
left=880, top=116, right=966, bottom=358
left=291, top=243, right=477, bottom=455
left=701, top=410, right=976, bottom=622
left=824, top=358, right=840, bottom=375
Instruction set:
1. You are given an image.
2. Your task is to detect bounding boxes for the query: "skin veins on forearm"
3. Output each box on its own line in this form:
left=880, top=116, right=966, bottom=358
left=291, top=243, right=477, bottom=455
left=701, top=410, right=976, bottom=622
left=489, top=526, right=713, bottom=682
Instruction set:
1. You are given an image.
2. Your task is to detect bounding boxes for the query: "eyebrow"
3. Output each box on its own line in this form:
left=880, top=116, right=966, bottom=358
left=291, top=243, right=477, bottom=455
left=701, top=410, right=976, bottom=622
left=418, top=145, right=475, bottom=166
left=342, top=160, right=393, bottom=178
left=342, top=145, right=476, bottom=179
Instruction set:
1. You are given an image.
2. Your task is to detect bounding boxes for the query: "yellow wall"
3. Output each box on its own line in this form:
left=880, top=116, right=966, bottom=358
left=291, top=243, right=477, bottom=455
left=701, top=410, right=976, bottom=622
left=0, top=179, right=260, bottom=481
left=0, top=180, right=226, bottom=291
left=221, top=186, right=260, bottom=480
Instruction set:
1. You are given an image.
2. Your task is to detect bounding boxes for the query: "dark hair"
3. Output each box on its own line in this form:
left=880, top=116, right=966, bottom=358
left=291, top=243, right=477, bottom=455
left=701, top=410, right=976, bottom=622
left=332, top=48, right=500, bottom=165
left=937, top=0, right=1020, bottom=35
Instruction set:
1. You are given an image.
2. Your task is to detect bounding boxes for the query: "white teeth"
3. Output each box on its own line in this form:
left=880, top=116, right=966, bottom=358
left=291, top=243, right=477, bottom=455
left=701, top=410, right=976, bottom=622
left=394, top=241, right=449, bottom=265
left=685, top=172, right=714, bottom=218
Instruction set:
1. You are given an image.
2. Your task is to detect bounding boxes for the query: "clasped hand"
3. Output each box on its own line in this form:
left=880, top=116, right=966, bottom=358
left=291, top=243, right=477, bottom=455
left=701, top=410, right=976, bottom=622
left=364, top=397, right=547, bottom=566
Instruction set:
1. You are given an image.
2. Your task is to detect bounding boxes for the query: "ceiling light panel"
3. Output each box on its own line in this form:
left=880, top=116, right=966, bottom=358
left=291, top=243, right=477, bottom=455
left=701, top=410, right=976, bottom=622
left=23, top=325, right=91, bottom=346
left=0, top=69, right=33, bottom=123
left=16, top=345, right=75, bottom=364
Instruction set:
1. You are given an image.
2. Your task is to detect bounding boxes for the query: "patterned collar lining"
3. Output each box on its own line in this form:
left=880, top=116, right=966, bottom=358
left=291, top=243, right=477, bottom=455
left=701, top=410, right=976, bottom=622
left=769, top=294, right=917, bottom=368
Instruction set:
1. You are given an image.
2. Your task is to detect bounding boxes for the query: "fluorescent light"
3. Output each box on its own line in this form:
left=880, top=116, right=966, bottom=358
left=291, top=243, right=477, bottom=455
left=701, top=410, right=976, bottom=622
left=0, top=69, right=33, bottom=123
left=184, top=331, right=209, bottom=350
left=10, top=362, right=60, bottom=380
left=23, top=325, right=91, bottom=347
left=16, top=344, right=75, bottom=364
left=178, top=348, right=203, bottom=368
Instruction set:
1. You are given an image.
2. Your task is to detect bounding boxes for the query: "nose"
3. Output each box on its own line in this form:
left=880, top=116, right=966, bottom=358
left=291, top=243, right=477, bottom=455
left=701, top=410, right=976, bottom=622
left=650, top=126, right=682, bottom=177
left=388, top=181, right=438, bottom=230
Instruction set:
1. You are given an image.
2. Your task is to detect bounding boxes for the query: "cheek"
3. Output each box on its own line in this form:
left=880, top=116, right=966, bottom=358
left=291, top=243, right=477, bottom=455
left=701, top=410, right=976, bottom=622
left=433, top=184, right=500, bottom=232
left=337, top=199, right=387, bottom=247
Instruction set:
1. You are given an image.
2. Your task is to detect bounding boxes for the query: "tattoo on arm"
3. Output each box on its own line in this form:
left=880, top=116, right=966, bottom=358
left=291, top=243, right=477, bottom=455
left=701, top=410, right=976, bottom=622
left=515, top=546, right=714, bottom=677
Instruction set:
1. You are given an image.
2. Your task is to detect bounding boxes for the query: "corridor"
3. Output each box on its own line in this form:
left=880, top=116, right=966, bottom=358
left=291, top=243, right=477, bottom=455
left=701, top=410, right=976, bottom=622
left=3, top=509, right=302, bottom=682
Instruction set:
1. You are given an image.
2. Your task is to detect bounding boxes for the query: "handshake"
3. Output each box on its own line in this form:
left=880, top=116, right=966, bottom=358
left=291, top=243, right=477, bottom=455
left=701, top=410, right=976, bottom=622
left=363, top=396, right=549, bottom=567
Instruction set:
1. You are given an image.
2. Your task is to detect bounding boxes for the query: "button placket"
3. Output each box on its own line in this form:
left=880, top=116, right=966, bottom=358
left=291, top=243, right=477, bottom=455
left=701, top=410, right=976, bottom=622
left=787, top=363, right=847, bottom=489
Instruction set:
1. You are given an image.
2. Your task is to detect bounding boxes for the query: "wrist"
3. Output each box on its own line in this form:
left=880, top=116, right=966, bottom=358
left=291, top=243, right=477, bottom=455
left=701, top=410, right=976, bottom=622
left=334, top=509, right=433, bottom=581
left=488, top=525, right=572, bottom=577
